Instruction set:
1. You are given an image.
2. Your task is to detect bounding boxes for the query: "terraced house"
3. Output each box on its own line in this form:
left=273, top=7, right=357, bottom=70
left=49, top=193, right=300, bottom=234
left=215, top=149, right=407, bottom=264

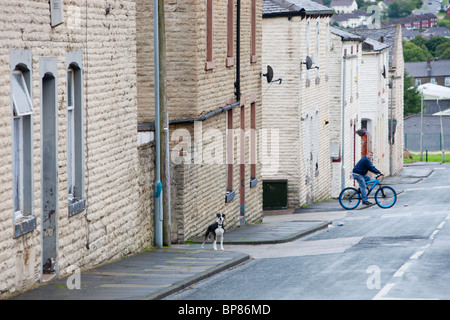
left=136, top=0, right=263, bottom=243
left=261, top=0, right=334, bottom=209
left=0, top=1, right=150, bottom=297
left=328, top=27, right=364, bottom=198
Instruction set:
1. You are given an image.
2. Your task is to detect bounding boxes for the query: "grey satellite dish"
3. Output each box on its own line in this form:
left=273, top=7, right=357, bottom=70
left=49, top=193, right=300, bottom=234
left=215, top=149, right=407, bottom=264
left=262, top=65, right=274, bottom=83
left=303, top=56, right=313, bottom=70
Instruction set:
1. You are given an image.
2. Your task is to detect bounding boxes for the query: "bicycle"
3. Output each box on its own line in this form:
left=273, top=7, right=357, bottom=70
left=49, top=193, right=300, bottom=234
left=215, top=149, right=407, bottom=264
left=339, top=174, right=397, bottom=210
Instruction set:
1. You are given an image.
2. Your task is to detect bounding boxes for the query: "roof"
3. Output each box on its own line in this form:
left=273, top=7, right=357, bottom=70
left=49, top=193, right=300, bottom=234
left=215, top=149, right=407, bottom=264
left=422, top=27, right=450, bottom=38
left=330, top=27, right=365, bottom=41
left=362, top=37, right=391, bottom=51
left=418, top=83, right=450, bottom=100
left=405, top=59, right=450, bottom=78
left=349, top=25, right=399, bottom=65
left=263, top=0, right=334, bottom=18
left=331, top=27, right=391, bottom=52
left=402, top=28, right=420, bottom=39
left=330, top=0, right=356, bottom=7
left=349, top=26, right=397, bottom=49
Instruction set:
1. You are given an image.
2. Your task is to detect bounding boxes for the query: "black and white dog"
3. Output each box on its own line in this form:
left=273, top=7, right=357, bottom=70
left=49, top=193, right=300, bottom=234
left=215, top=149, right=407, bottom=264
left=201, top=213, right=225, bottom=251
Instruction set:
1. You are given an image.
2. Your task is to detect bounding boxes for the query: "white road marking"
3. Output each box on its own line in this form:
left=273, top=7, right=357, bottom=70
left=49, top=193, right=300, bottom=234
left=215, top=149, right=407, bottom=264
left=429, top=230, right=439, bottom=240
left=373, top=283, right=396, bottom=300
left=393, top=262, right=412, bottom=277
left=410, top=251, right=424, bottom=260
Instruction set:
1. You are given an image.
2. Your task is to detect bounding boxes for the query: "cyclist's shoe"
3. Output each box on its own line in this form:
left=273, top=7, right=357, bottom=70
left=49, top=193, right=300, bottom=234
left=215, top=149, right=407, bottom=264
left=363, top=200, right=373, bottom=205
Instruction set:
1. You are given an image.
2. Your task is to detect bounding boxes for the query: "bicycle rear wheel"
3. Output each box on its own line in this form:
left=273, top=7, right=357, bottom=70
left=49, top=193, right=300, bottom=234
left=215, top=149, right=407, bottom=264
left=375, top=186, right=397, bottom=209
left=339, top=187, right=361, bottom=210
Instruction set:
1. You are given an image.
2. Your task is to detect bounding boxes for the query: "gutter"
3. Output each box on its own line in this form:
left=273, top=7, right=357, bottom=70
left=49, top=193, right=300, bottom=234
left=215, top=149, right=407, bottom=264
left=138, top=101, right=241, bottom=131
left=235, top=0, right=241, bottom=101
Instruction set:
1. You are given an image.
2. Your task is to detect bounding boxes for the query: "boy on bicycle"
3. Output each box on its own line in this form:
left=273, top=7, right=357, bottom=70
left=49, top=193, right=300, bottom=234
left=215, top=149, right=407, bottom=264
left=352, top=151, right=382, bottom=205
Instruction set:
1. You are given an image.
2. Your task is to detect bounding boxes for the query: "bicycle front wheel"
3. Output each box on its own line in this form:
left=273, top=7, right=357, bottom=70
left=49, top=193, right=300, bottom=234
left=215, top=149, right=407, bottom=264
left=339, top=187, right=361, bottom=210
left=375, top=186, right=397, bottom=209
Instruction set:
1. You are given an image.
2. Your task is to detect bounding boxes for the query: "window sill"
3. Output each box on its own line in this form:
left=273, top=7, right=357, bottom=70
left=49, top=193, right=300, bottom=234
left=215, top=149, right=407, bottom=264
left=205, top=60, right=214, bottom=71
left=226, top=57, right=235, bottom=67
left=14, top=215, right=37, bottom=238
left=225, top=190, right=235, bottom=203
left=69, top=198, right=86, bottom=217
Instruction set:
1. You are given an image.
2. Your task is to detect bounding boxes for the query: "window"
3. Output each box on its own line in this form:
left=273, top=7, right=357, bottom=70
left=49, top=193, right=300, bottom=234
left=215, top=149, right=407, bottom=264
left=306, top=18, right=311, bottom=57
left=67, top=68, right=75, bottom=197
left=305, top=112, right=310, bottom=183
left=11, top=71, right=33, bottom=117
left=10, top=49, right=36, bottom=237
left=430, top=77, right=437, bottom=85
left=415, top=78, right=421, bottom=86
left=66, top=51, right=86, bottom=216
left=250, top=0, right=257, bottom=63
left=315, top=108, right=319, bottom=173
left=50, top=0, right=64, bottom=27
left=445, top=77, right=450, bottom=87
left=315, top=20, right=320, bottom=66
left=325, top=17, right=330, bottom=79
left=205, top=0, right=214, bottom=70
left=250, top=101, right=257, bottom=187
left=226, top=0, right=234, bottom=67
left=226, top=109, right=235, bottom=202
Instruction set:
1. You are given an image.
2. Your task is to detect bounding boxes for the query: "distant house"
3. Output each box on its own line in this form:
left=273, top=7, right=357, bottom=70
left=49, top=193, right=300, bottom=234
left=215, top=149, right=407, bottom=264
left=330, top=0, right=358, bottom=13
left=332, top=13, right=363, bottom=28
left=332, top=10, right=371, bottom=28
left=383, top=14, right=437, bottom=30
left=405, top=59, right=450, bottom=87
left=402, top=28, right=420, bottom=40
left=421, top=27, right=450, bottom=39
left=417, top=14, right=430, bottom=29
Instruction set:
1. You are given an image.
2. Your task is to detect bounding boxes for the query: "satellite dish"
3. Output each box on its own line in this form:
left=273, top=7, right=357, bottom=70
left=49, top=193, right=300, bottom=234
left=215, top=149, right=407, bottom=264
left=262, top=65, right=274, bottom=83
left=303, top=56, right=313, bottom=70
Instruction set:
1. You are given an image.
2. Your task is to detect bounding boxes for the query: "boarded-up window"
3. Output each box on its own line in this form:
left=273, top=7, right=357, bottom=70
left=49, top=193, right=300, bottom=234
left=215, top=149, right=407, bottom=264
left=50, top=0, right=64, bottom=27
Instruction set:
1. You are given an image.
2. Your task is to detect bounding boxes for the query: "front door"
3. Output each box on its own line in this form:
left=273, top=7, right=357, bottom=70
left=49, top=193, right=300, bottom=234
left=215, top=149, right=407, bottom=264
left=41, top=71, right=58, bottom=281
left=240, top=104, right=245, bottom=226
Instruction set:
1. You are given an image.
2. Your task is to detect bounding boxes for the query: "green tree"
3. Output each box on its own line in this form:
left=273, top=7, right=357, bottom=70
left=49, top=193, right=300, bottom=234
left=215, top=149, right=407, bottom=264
left=434, top=38, right=450, bottom=58
left=388, top=1, right=401, bottom=18
left=404, top=71, right=422, bottom=116
left=403, top=41, right=430, bottom=62
left=439, top=47, right=450, bottom=59
left=425, top=37, right=450, bottom=56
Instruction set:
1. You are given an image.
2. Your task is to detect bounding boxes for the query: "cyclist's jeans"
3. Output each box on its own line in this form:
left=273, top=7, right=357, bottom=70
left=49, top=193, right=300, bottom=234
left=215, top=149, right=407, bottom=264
left=352, top=173, right=370, bottom=202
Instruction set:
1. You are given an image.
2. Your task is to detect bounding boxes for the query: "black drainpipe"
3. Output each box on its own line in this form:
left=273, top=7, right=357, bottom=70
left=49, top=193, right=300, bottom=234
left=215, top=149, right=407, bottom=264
left=234, top=0, right=241, bottom=101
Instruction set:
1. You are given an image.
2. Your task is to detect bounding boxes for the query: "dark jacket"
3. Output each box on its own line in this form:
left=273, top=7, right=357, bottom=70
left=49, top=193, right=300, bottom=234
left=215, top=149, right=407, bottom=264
left=353, top=156, right=381, bottom=176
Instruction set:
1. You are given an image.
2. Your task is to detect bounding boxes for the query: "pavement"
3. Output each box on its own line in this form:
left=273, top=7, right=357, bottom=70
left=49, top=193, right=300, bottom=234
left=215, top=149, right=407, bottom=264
left=8, top=162, right=438, bottom=300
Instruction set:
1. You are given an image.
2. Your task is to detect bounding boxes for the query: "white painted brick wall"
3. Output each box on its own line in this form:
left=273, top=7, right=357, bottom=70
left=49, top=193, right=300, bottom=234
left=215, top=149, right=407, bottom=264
left=262, top=15, right=332, bottom=207
left=0, top=0, right=151, bottom=298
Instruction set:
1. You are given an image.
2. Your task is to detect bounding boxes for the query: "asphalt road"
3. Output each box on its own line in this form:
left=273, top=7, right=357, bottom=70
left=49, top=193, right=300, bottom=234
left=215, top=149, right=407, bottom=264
left=415, top=0, right=441, bottom=14
left=166, top=163, right=450, bottom=300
